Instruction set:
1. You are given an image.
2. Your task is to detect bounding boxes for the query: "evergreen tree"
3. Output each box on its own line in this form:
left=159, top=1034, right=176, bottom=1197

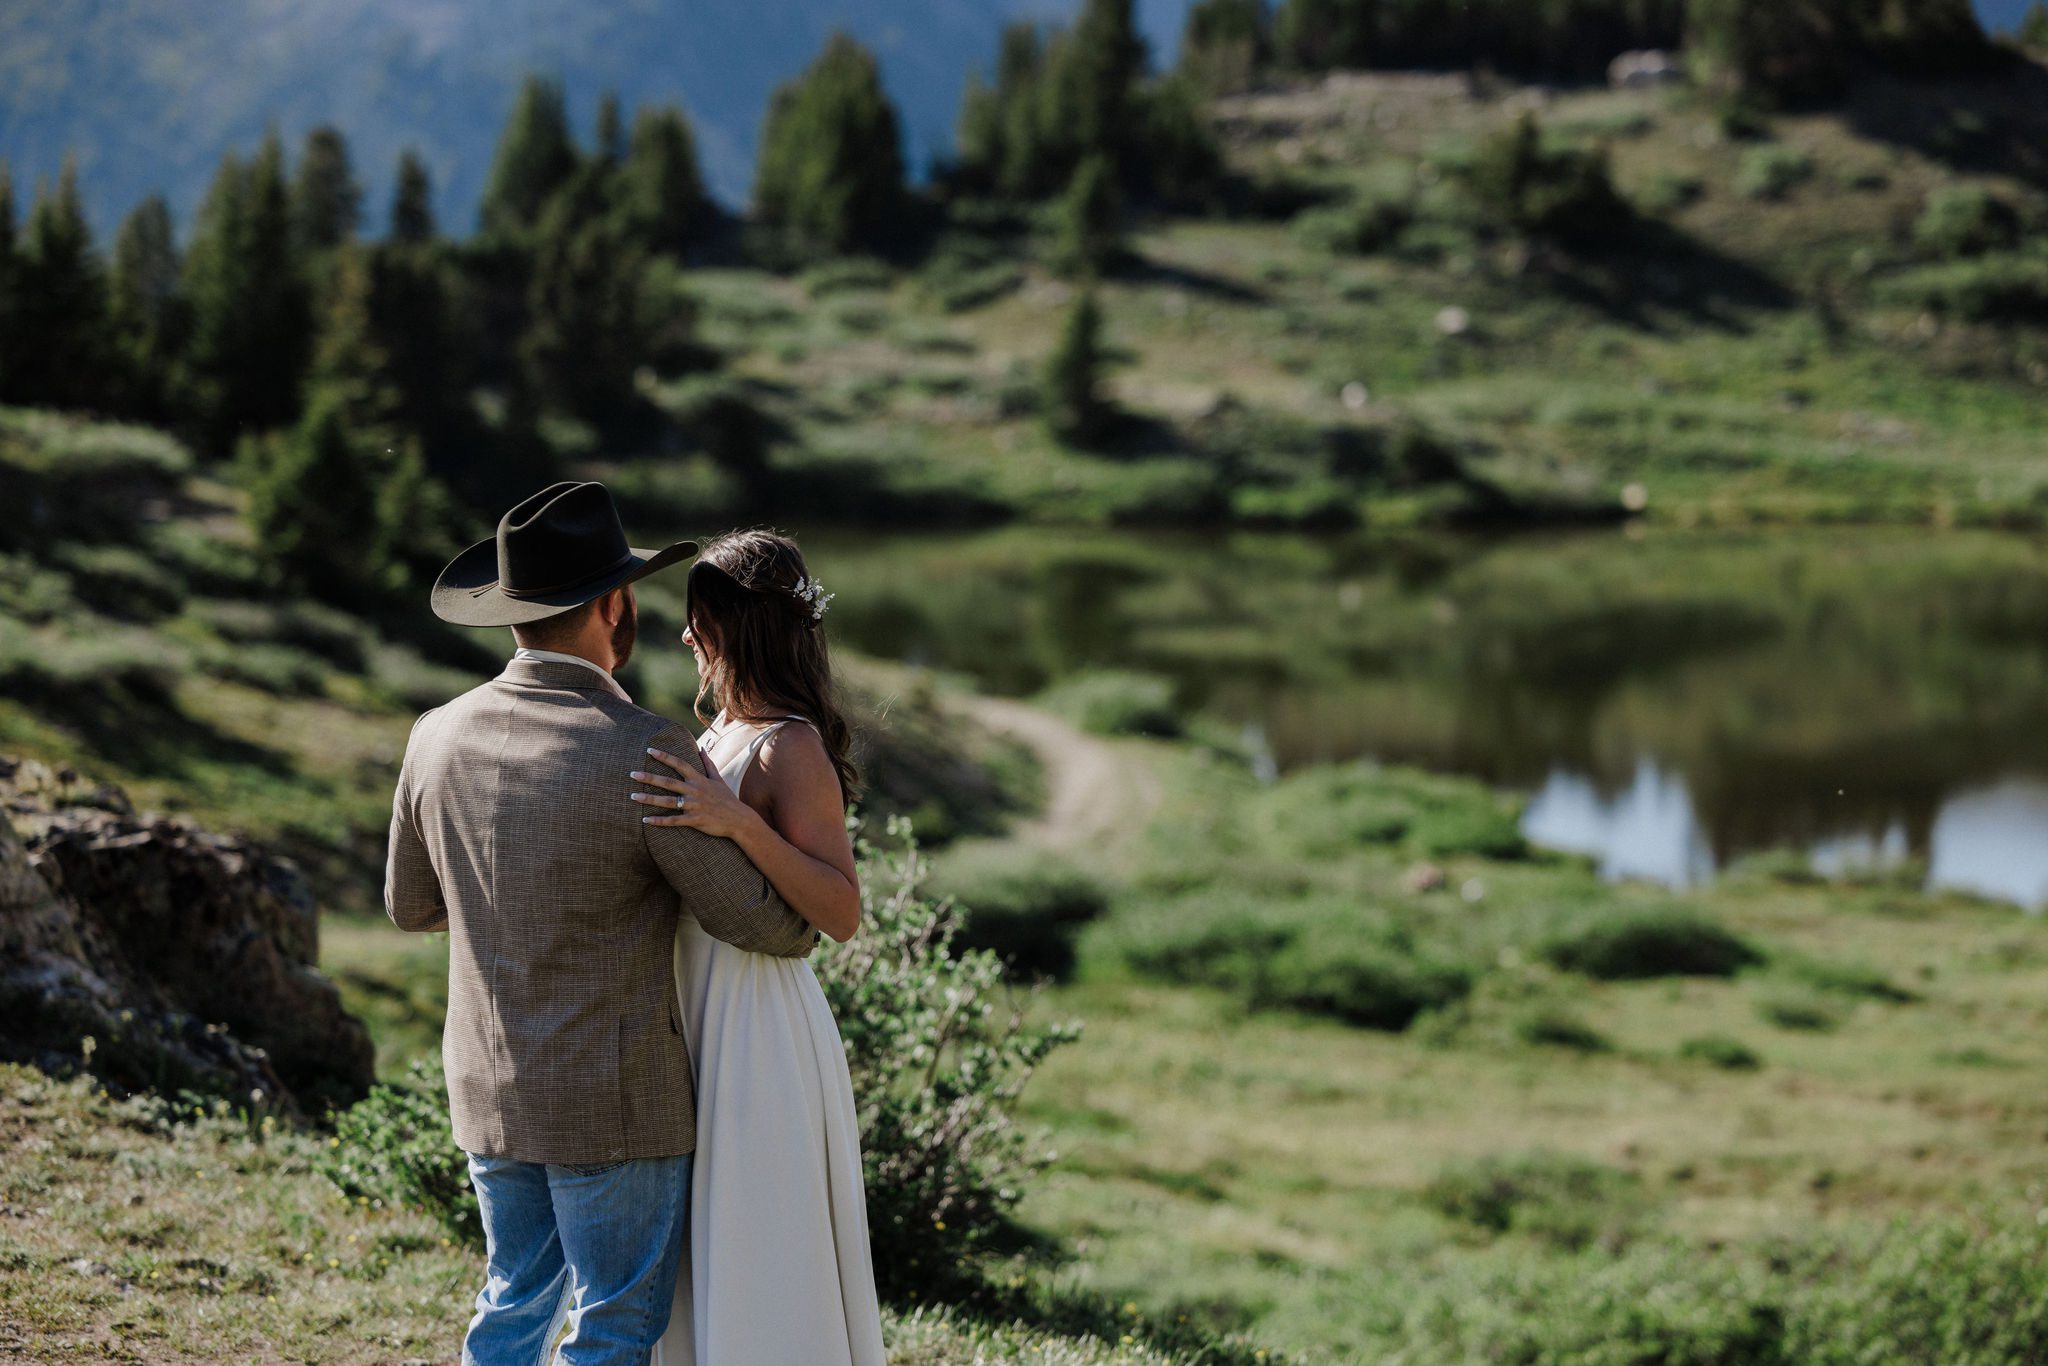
left=15, top=158, right=113, bottom=410
left=1053, top=154, right=1122, bottom=279
left=754, top=33, right=907, bottom=255
left=0, top=165, right=21, bottom=403
left=107, top=194, right=186, bottom=420
left=1069, top=0, right=1148, bottom=163
left=1139, top=77, right=1225, bottom=208
left=480, top=75, right=580, bottom=238
left=290, top=124, right=361, bottom=255
left=390, top=149, right=436, bottom=245
left=183, top=134, right=314, bottom=452
left=521, top=167, right=649, bottom=421
left=1181, top=0, right=1269, bottom=93
left=244, top=388, right=389, bottom=603
left=309, top=244, right=403, bottom=435
left=617, top=106, right=710, bottom=257
left=1042, top=289, right=1110, bottom=446
left=2022, top=1, right=2048, bottom=48
left=594, top=92, right=626, bottom=170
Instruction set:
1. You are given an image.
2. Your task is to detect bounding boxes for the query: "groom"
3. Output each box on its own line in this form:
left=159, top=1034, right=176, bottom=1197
left=384, top=482, right=819, bottom=1364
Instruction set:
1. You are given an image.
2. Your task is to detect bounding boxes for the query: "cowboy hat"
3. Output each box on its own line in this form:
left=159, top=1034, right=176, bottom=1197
left=431, top=481, right=696, bottom=627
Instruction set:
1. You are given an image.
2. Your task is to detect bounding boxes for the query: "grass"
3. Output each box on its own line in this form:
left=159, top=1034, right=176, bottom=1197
left=0, top=1068, right=1219, bottom=1365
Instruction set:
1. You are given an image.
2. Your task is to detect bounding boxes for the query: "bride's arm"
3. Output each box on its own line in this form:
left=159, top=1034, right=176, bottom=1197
left=633, top=731, right=862, bottom=943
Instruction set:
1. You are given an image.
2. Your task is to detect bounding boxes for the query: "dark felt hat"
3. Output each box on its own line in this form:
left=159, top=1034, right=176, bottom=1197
left=430, top=482, right=696, bottom=627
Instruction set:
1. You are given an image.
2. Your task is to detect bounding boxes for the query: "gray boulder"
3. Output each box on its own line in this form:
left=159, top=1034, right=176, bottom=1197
left=0, top=757, right=374, bottom=1115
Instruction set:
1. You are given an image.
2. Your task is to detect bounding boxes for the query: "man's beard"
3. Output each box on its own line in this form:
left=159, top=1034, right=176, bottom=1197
left=610, top=596, right=638, bottom=673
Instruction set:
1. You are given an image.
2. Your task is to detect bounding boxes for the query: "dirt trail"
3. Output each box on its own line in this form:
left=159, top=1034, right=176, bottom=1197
left=950, top=694, right=1163, bottom=861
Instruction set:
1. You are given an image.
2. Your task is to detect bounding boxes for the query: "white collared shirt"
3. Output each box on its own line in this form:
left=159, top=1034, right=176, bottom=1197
left=512, top=647, right=632, bottom=703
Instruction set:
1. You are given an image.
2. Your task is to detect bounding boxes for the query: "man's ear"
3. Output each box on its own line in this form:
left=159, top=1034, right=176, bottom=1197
left=598, top=587, right=627, bottom=626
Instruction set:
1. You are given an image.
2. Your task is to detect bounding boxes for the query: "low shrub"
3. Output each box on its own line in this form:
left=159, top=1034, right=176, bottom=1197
left=1250, top=944, right=1472, bottom=1032
left=1425, top=1150, right=1646, bottom=1251
left=933, top=854, right=1112, bottom=981
left=53, top=544, right=185, bottom=622
left=802, top=257, right=895, bottom=297
left=1736, top=145, right=1815, bottom=201
left=1039, top=670, right=1184, bottom=739
left=1914, top=186, right=2023, bottom=259
left=1292, top=186, right=1414, bottom=256
left=1678, top=1034, right=1763, bottom=1070
left=813, top=821, right=1080, bottom=1297
left=1125, top=916, right=1296, bottom=988
left=318, top=1059, right=481, bottom=1245
left=1544, top=910, right=1764, bottom=980
left=1517, top=1008, right=1610, bottom=1052
left=1412, top=801, right=1529, bottom=861
left=1458, top=114, right=1628, bottom=245
left=1877, top=254, right=2048, bottom=324
left=1755, top=984, right=1841, bottom=1032
left=1780, top=956, right=1915, bottom=1003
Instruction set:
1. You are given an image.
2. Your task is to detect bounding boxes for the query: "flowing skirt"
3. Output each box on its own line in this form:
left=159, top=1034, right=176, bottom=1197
left=649, top=916, right=885, bottom=1366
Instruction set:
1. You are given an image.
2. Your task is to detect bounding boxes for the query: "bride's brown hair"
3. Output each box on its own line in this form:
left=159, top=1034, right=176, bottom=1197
left=686, top=529, right=858, bottom=805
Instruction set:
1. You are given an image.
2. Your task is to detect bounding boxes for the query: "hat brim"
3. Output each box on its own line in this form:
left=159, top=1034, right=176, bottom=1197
left=430, top=538, right=698, bottom=627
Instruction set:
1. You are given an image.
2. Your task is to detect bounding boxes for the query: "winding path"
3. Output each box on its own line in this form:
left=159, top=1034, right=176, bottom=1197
left=949, top=693, right=1164, bottom=862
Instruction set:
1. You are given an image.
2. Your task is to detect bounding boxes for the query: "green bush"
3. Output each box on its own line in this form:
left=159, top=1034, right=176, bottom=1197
left=1914, top=187, right=2023, bottom=259
left=1755, top=984, right=1841, bottom=1031
left=813, top=821, right=1080, bottom=1296
left=1735, top=145, right=1816, bottom=201
left=1877, top=254, right=2048, bottom=324
left=53, top=544, right=185, bottom=622
left=1038, top=669, right=1183, bottom=738
left=754, top=34, right=908, bottom=255
left=1412, top=801, right=1528, bottom=860
left=1291, top=188, right=1414, bottom=256
left=1250, top=943, right=1473, bottom=1032
left=1678, top=1034, right=1763, bottom=1070
left=1517, top=1008, right=1611, bottom=1052
left=318, top=1059, right=481, bottom=1245
left=933, top=854, right=1112, bottom=981
left=1425, top=1150, right=1646, bottom=1250
left=1459, top=114, right=1627, bottom=245
left=1544, top=910, right=1764, bottom=980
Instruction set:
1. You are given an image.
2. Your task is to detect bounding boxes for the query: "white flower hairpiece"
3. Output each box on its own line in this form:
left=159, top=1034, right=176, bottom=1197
left=792, top=575, right=835, bottom=621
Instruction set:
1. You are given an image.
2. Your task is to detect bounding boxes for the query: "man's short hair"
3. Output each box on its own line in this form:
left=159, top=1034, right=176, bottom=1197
left=511, top=599, right=598, bottom=651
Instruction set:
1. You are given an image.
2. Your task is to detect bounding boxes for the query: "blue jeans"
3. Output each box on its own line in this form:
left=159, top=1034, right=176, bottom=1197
left=462, top=1152, right=692, bottom=1366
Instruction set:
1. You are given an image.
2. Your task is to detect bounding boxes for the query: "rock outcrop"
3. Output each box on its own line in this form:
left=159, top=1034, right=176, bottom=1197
left=0, top=758, right=374, bottom=1116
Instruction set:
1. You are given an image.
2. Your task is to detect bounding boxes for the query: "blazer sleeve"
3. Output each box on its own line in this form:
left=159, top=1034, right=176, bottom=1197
left=384, top=716, right=449, bottom=934
left=640, top=721, right=819, bottom=959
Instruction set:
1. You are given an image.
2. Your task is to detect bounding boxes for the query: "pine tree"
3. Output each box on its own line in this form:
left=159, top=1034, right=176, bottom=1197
left=617, top=105, right=710, bottom=257
left=290, top=124, right=361, bottom=255
left=309, top=244, right=403, bottom=436
left=390, top=149, right=437, bottom=245
left=2023, top=2, right=2048, bottom=49
left=107, top=194, right=185, bottom=420
left=594, top=92, right=626, bottom=170
left=1042, top=289, right=1110, bottom=446
left=0, top=164, right=21, bottom=403
left=954, top=22, right=1048, bottom=196
left=245, top=388, right=388, bottom=603
left=521, top=167, right=648, bottom=421
left=1069, top=0, right=1148, bottom=164
left=480, top=75, right=580, bottom=238
left=1053, top=153, right=1122, bottom=279
left=15, top=158, right=113, bottom=410
left=754, top=33, right=907, bottom=255
left=183, top=134, right=314, bottom=452
left=1181, top=0, right=1269, bottom=93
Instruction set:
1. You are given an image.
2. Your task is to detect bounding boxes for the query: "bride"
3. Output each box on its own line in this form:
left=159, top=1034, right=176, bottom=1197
left=628, top=528, right=885, bottom=1366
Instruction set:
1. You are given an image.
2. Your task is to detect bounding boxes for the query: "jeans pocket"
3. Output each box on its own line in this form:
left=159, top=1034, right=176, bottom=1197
left=562, top=1159, right=627, bottom=1178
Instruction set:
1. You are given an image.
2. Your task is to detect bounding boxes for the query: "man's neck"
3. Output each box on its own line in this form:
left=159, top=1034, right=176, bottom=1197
left=515, top=644, right=612, bottom=674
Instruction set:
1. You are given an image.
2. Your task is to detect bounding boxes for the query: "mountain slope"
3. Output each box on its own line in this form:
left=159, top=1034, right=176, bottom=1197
left=0, top=0, right=1192, bottom=237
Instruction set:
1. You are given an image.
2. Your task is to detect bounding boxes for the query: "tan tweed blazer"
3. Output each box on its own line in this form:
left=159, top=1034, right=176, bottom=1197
left=384, top=656, right=818, bottom=1164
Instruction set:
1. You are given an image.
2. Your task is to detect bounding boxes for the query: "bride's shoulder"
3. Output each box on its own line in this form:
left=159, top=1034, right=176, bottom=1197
left=749, top=718, right=832, bottom=789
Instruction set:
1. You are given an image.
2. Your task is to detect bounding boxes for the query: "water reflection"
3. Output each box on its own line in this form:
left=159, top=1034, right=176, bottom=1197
left=1523, top=759, right=2048, bottom=909
left=811, top=526, right=2048, bottom=911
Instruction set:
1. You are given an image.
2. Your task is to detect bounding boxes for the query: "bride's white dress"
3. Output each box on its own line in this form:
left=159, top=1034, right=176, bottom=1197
left=650, top=713, right=886, bottom=1366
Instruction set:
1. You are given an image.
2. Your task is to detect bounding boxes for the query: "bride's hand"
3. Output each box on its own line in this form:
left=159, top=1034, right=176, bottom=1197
left=631, top=748, right=761, bottom=841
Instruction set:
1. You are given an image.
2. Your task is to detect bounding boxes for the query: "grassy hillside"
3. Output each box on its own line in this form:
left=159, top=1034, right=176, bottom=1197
left=584, top=64, right=2048, bottom=535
